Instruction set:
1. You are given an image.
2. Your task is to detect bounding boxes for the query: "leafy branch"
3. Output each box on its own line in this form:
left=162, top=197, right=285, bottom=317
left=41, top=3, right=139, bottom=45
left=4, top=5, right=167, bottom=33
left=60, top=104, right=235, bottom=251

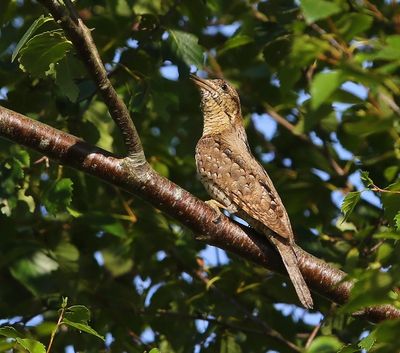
left=341, top=171, right=400, bottom=225
left=35, top=0, right=144, bottom=159
left=46, top=298, right=67, bottom=353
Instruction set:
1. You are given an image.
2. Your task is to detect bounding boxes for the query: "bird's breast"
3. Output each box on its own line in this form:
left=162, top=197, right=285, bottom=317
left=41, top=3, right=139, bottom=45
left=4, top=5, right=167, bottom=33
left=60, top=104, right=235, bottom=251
left=195, top=137, right=239, bottom=213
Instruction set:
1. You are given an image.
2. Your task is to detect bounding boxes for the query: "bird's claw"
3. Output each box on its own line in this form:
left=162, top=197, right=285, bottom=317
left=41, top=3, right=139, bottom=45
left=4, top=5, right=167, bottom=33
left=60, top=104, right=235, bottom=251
left=205, top=199, right=225, bottom=224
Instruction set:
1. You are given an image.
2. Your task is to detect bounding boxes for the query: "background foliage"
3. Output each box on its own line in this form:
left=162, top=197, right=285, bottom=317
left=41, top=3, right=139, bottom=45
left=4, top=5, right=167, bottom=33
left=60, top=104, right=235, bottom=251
left=1, top=0, right=400, bottom=352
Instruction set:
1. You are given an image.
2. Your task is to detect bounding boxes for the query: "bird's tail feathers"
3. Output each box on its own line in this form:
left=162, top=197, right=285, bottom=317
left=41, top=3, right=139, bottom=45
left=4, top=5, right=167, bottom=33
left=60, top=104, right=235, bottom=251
left=270, top=237, right=314, bottom=309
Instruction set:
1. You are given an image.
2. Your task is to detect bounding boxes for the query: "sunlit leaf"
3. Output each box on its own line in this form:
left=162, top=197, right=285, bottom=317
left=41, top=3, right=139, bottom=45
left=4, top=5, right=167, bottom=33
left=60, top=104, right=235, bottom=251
left=360, top=170, right=374, bottom=187
left=62, top=318, right=104, bottom=341
left=167, top=30, right=203, bottom=68
left=373, top=35, right=400, bottom=60
left=306, top=336, right=343, bottom=353
left=336, top=13, right=373, bottom=40
left=12, top=15, right=53, bottom=62
left=300, top=0, right=341, bottom=23
left=341, top=191, right=361, bottom=222
left=395, top=212, right=400, bottom=231
left=311, top=70, right=344, bottom=109
left=15, top=338, right=46, bottom=353
left=18, top=30, right=72, bottom=78
left=219, top=35, right=253, bottom=55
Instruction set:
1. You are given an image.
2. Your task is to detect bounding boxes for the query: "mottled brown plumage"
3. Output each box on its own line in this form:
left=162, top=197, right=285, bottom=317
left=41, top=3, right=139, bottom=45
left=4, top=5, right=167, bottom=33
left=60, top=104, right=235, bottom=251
left=191, top=74, right=313, bottom=309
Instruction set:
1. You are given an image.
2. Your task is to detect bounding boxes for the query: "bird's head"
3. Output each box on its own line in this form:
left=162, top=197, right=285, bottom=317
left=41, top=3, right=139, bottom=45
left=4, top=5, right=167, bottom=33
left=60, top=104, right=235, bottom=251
left=191, top=75, right=242, bottom=136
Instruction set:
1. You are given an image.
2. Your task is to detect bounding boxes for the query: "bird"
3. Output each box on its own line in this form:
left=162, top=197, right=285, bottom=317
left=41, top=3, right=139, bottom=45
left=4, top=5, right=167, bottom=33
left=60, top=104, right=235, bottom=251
left=191, top=74, right=313, bottom=309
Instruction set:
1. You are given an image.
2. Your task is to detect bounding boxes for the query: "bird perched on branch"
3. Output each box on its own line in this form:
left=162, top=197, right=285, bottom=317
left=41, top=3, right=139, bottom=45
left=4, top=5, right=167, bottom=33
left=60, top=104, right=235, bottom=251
left=191, top=74, right=313, bottom=309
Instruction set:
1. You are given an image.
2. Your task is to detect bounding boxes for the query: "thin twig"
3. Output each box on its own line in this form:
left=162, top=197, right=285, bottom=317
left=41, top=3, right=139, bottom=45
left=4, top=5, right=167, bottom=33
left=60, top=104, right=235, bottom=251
left=37, top=0, right=144, bottom=159
left=309, top=23, right=344, bottom=58
left=46, top=298, right=68, bottom=353
left=264, top=104, right=309, bottom=143
left=115, top=188, right=138, bottom=223
left=371, top=185, right=400, bottom=194
left=305, top=322, right=321, bottom=349
left=363, top=0, right=387, bottom=21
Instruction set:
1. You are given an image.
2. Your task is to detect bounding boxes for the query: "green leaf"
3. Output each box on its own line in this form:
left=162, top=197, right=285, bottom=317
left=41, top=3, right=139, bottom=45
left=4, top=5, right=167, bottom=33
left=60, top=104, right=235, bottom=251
left=374, top=35, right=400, bottom=60
left=341, top=191, right=361, bottom=222
left=219, top=35, right=253, bottom=55
left=305, top=336, right=343, bottom=353
left=381, top=182, right=400, bottom=225
left=102, top=220, right=127, bottom=238
left=360, top=170, right=374, bottom=187
left=384, top=166, right=399, bottom=182
left=300, top=0, right=341, bottom=23
left=102, top=245, right=133, bottom=277
left=290, top=35, right=330, bottom=67
left=55, top=57, right=79, bottom=102
left=15, top=338, right=46, bottom=353
left=376, top=242, right=394, bottom=264
left=338, top=345, right=359, bottom=353
left=62, top=318, right=104, bottom=341
left=64, top=305, right=90, bottom=322
left=167, top=30, right=203, bottom=68
left=336, top=13, right=373, bottom=41
left=343, top=116, right=394, bottom=137
left=340, top=270, right=393, bottom=313
left=65, top=305, right=90, bottom=322
left=0, top=326, right=21, bottom=339
left=43, top=178, right=73, bottom=215
left=395, top=212, right=400, bottom=231
left=149, top=349, right=160, bottom=353
left=63, top=305, right=104, bottom=341
left=151, top=160, right=169, bottom=178
left=12, top=15, right=53, bottom=62
left=373, top=231, right=400, bottom=240
left=311, top=70, right=344, bottom=109
left=55, top=242, right=79, bottom=262
left=220, top=334, right=242, bottom=353
left=10, top=251, right=59, bottom=295
left=18, top=30, right=73, bottom=78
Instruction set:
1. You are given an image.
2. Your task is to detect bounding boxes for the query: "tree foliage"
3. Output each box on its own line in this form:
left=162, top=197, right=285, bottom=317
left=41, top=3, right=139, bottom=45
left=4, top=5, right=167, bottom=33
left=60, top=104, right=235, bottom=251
left=0, top=0, right=400, bottom=352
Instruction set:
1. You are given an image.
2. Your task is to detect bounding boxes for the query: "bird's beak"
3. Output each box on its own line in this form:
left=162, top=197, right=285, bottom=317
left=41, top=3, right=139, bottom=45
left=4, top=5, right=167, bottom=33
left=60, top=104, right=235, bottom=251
left=190, top=74, right=213, bottom=91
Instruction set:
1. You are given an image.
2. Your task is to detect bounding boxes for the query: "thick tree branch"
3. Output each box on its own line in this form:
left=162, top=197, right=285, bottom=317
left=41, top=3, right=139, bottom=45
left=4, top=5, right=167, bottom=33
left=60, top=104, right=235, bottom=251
left=37, top=0, right=143, bottom=159
left=1, top=105, right=399, bottom=323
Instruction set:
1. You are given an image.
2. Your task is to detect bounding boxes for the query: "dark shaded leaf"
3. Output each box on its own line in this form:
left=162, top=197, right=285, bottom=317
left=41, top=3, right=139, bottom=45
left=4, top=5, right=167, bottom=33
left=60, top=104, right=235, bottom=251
left=43, top=178, right=73, bottom=215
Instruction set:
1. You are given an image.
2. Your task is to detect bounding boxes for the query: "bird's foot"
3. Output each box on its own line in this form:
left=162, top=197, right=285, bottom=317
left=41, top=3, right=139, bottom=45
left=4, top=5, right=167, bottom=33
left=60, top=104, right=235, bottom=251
left=205, top=199, right=225, bottom=224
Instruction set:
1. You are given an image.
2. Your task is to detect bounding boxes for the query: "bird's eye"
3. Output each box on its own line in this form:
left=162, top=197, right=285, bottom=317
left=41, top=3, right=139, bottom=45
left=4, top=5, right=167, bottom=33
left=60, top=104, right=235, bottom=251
left=221, top=83, right=228, bottom=91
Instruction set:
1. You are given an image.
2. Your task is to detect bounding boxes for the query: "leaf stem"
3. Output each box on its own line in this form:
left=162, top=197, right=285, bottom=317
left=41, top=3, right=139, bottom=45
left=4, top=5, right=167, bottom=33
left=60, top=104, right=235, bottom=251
left=47, top=297, right=68, bottom=353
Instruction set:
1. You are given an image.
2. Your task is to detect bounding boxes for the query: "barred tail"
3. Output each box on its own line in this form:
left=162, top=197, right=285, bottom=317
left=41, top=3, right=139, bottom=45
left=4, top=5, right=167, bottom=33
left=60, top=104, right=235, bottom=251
left=270, top=237, right=313, bottom=309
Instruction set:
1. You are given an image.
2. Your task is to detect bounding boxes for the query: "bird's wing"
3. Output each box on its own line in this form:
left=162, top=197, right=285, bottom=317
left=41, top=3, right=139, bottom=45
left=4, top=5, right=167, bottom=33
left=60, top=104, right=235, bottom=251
left=196, top=135, right=293, bottom=239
